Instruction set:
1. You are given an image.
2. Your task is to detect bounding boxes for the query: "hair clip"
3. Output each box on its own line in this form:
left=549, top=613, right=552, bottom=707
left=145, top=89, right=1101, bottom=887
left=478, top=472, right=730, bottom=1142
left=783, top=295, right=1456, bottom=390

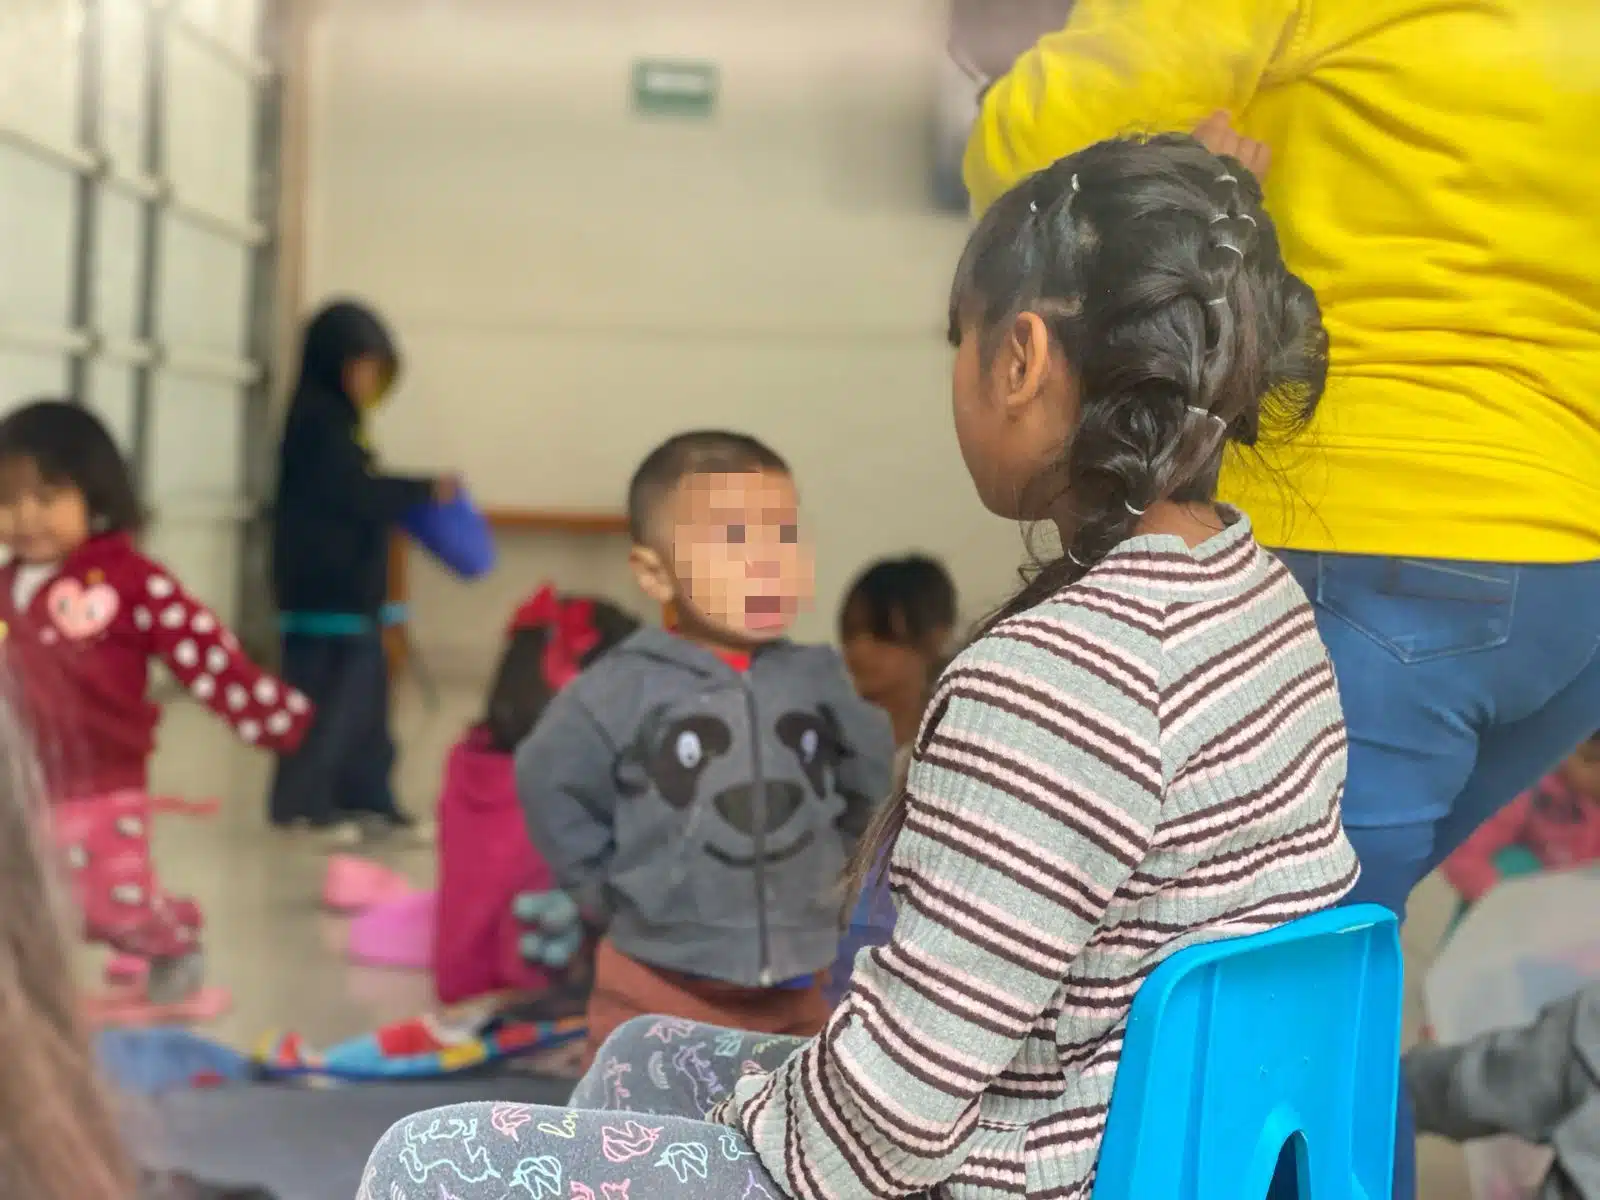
left=1187, top=404, right=1227, bottom=432
left=1124, top=500, right=1147, bottom=516
left=1216, top=172, right=1238, bottom=185
left=1070, top=173, right=1080, bottom=193
left=1218, top=242, right=1246, bottom=260
left=1206, top=295, right=1229, bottom=307
left=1067, top=547, right=1089, bottom=568
left=1029, top=199, right=1039, bottom=213
left=1209, top=212, right=1229, bottom=224
left=1237, top=212, right=1257, bottom=226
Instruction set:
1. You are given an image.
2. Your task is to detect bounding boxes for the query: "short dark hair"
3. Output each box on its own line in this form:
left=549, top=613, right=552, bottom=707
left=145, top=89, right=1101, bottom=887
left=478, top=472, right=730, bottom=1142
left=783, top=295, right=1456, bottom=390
left=626, top=430, right=790, bottom=542
left=840, top=555, right=958, bottom=649
left=0, top=400, right=143, bottom=534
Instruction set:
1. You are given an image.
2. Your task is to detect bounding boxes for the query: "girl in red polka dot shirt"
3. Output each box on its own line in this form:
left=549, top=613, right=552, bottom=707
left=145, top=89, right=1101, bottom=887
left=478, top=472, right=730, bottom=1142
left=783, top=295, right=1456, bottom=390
left=0, top=400, right=315, bottom=1003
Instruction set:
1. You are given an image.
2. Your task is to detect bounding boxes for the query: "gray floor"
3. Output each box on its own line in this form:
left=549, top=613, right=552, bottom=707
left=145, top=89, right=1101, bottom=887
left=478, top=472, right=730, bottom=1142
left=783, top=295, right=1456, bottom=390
left=140, top=1078, right=571, bottom=1200
left=127, top=683, right=1470, bottom=1197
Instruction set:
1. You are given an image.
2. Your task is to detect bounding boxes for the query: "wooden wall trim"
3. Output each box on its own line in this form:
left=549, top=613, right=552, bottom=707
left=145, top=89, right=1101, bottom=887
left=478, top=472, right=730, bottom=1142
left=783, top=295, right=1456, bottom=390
left=384, top=508, right=632, bottom=675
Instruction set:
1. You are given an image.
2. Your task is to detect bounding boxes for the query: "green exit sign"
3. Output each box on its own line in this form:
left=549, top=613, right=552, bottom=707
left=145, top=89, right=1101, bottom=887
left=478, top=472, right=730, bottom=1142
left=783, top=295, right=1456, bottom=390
left=632, top=59, right=718, bottom=119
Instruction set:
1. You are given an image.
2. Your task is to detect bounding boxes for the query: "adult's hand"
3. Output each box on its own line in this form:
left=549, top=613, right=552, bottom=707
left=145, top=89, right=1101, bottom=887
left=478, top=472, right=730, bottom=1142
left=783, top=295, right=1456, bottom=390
left=1194, top=111, right=1271, bottom=179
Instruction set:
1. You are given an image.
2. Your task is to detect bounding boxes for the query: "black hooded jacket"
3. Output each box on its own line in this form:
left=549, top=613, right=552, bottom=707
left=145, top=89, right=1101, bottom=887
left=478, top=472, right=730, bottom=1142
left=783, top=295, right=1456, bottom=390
left=271, top=301, right=435, bottom=617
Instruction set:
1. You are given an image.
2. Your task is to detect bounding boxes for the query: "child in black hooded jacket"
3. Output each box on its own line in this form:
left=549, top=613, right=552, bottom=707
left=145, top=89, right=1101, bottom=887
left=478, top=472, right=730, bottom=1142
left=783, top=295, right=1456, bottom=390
left=268, top=300, right=453, bottom=842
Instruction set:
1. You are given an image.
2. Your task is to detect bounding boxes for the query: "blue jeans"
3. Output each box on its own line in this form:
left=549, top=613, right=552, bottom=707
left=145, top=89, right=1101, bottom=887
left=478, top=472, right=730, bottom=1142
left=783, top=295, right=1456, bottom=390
left=1276, top=551, right=1600, bottom=1200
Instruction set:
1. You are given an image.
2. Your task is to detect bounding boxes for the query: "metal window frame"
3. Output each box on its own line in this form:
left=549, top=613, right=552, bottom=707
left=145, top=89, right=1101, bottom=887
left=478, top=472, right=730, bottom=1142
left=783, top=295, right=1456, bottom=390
left=0, top=0, right=283, bottom=627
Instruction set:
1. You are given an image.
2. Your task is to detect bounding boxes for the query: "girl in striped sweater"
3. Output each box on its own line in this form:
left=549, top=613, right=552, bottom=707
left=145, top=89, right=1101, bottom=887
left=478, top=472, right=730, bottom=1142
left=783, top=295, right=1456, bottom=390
left=360, top=134, right=1359, bottom=1200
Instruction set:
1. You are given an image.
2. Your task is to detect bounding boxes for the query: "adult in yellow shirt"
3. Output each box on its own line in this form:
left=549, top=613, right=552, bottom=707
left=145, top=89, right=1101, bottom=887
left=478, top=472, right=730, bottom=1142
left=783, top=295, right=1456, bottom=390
left=966, top=3, right=1600, bottom=1195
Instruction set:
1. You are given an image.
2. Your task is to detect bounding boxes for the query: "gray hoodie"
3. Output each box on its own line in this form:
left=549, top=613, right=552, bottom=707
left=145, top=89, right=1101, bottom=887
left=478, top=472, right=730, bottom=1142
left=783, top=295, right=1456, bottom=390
left=515, top=628, right=894, bottom=988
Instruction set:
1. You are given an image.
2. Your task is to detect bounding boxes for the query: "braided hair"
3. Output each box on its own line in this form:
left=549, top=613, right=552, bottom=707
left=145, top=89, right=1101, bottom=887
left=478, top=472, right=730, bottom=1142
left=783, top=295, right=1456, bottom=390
left=840, top=134, right=1327, bottom=904
left=950, top=132, right=1327, bottom=625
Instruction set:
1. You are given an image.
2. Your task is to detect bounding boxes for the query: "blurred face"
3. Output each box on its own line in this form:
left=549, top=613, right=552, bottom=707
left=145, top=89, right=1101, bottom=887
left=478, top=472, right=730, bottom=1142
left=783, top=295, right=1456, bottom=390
left=0, top=457, right=90, bottom=564
left=951, top=313, right=1076, bottom=521
left=1560, top=738, right=1600, bottom=797
left=342, top=354, right=395, bottom=411
left=631, top=470, right=813, bottom=647
left=843, top=631, right=946, bottom=747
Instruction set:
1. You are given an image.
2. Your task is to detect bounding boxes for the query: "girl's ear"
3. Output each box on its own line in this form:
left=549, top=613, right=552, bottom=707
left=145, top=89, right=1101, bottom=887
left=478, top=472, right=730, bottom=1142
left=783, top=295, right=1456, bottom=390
left=1003, top=311, right=1055, bottom=413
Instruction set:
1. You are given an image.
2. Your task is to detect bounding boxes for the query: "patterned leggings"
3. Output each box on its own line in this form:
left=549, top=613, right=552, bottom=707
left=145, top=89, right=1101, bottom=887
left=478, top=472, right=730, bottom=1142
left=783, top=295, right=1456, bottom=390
left=359, top=1017, right=804, bottom=1199
left=53, top=790, right=200, bottom=960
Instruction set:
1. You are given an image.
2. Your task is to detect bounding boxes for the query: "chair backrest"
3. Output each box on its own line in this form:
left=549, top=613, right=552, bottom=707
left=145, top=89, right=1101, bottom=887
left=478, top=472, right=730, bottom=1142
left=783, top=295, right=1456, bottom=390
left=1092, top=904, right=1402, bottom=1200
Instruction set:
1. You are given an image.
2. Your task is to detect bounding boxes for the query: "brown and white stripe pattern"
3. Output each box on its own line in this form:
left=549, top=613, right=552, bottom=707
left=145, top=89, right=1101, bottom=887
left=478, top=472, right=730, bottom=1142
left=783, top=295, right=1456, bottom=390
left=711, top=514, right=1359, bottom=1198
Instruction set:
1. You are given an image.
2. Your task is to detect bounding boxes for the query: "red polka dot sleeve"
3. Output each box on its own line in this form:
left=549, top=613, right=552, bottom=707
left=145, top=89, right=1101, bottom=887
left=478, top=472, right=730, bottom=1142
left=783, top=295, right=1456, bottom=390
left=133, top=566, right=314, bottom=754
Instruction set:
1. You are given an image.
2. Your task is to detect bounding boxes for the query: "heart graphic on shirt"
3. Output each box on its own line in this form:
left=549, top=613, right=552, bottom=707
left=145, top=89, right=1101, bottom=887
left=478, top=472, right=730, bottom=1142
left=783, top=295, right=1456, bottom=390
left=46, top=578, right=120, bottom=640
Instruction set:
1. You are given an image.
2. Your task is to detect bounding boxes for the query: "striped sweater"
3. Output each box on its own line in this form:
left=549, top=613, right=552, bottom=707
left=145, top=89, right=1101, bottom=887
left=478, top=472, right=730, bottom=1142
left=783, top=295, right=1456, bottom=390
left=708, top=513, right=1359, bottom=1198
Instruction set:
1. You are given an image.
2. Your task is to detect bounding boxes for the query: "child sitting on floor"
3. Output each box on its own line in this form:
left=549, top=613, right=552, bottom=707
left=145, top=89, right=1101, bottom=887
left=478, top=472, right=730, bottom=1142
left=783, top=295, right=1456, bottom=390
left=1408, top=983, right=1599, bottom=1200
left=1443, top=734, right=1600, bottom=907
left=363, top=133, right=1358, bottom=1200
left=0, top=401, right=313, bottom=1006
left=434, top=586, right=637, bottom=1010
left=838, top=553, right=957, bottom=747
left=828, top=554, right=959, bottom=1000
left=515, top=430, right=895, bottom=1062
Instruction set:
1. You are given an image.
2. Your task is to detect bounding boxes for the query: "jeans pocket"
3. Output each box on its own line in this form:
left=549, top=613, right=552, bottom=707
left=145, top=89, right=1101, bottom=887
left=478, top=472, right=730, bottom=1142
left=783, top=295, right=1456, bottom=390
left=1314, top=556, right=1518, bottom=664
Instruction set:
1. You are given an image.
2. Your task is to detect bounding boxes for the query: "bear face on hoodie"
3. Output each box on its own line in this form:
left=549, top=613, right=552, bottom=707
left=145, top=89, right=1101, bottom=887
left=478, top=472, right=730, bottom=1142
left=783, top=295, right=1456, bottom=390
left=515, top=627, right=895, bottom=988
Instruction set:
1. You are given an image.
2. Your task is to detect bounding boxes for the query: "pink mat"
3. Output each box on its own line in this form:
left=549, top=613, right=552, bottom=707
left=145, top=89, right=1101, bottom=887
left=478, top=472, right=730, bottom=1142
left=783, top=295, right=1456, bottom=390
left=323, top=854, right=414, bottom=913
left=348, top=889, right=436, bottom=970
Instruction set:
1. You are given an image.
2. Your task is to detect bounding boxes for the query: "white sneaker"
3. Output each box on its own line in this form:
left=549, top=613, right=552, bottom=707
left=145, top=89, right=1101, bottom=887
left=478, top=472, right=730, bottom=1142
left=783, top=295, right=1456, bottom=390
left=364, top=810, right=435, bottom=846
left=317, top=820, right=364, bottom=850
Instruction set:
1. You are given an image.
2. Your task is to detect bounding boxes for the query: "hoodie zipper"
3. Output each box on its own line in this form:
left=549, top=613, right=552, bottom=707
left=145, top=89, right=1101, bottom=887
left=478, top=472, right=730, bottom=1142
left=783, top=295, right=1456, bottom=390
left=739, top=672, right=773, bottom=986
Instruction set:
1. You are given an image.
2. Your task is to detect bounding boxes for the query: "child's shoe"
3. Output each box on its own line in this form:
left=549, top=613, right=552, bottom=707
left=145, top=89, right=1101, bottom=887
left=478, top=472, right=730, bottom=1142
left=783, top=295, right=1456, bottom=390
left=147, top=950, right=207, bottom=1006
left=312, top=817, right=365, bottom=850
left=366, top=807, right=435, bottom=846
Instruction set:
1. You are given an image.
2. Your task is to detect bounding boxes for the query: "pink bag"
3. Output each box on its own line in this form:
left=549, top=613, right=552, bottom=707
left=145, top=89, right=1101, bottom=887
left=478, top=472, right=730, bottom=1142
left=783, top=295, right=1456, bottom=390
left=433, top=729, right=556, bottom=1004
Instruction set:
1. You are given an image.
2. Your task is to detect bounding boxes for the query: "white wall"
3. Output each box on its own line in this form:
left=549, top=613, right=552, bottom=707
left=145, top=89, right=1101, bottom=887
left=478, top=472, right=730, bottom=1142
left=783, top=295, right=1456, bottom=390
left=301, top=0, right=1025, bottom=670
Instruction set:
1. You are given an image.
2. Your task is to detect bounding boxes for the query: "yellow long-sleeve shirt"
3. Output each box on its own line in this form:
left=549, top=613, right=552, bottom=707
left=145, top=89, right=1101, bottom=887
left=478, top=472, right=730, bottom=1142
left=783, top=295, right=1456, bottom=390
left=966, top=0, right=1600, bottom=562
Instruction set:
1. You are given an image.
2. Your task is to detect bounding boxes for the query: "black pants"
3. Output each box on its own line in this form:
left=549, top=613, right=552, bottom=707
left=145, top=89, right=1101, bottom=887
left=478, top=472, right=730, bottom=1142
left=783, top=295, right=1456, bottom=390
left=268, top=632, right=398, bottom=826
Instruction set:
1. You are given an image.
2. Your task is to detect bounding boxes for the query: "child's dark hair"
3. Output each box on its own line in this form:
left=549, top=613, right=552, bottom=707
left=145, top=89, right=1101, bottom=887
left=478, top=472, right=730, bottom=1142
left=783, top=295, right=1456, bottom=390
left=297, top=300, right=400, bottom=395
left=950, top=132, right=1327, bottom=626
left=0, top=400, right=143, bottom=534
left=843, top=134, right=1328, bottom=904
left=627, top=430, right=790, bottom=542
left=839, top=555, right=957, bottom=650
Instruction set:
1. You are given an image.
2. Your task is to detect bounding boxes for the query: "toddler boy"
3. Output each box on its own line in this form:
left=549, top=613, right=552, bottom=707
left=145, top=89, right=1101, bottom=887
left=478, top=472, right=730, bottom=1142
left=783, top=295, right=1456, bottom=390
left=516, top=431, right=893, bottom=1060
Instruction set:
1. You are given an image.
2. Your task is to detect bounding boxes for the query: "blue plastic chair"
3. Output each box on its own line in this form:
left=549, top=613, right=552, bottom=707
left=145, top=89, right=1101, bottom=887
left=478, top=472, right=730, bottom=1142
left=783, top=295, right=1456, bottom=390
left=1092, top=904, right=1402, bottom=1200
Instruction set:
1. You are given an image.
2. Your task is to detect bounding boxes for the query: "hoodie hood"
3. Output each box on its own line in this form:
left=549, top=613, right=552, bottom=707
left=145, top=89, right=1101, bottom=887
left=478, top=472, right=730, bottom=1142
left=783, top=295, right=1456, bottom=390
left=295, top=300, right=399, bottom=401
